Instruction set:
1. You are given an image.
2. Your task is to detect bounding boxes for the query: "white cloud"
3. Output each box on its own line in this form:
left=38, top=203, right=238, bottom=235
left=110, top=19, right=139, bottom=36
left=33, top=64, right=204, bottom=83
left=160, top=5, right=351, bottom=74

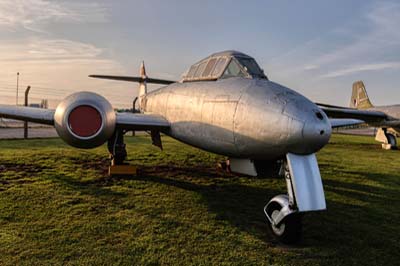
left=309, top=2, right=400, bottom=77
left=320, top=62, right=400, bottom=78
left=0, top=39, right=103, bottom=61
left=262, top=2, right=400, bottom=105
left=0, top=0, right=108, bottom=32
left=303, top=65, right=319, bottom=71
left=0, top=1, right=136, bottom=108
left=0, top=38, right=134, bottom=108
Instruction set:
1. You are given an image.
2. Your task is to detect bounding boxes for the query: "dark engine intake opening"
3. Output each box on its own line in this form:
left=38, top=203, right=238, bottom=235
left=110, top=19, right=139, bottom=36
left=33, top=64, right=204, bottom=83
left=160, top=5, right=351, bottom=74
left=68, top=105, right=102, bottom=138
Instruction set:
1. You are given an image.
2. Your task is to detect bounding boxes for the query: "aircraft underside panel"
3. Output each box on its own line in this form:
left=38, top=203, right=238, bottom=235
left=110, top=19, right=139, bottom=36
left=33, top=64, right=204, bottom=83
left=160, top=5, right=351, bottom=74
left=286, top=153, right=326, bottom=212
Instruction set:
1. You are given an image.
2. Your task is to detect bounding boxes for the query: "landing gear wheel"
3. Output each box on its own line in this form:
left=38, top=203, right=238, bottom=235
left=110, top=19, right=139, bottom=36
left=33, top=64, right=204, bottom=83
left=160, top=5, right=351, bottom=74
left=267, top=203, right=302, bottom=244
left=387, top=133, right=397, bottom=150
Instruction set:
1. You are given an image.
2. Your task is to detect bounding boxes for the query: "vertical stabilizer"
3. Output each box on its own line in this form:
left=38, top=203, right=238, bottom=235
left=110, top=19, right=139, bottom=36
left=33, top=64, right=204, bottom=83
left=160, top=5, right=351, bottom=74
left=138, top=61, right=147, bottom=111
left=350, top=81, right=373, bottom=109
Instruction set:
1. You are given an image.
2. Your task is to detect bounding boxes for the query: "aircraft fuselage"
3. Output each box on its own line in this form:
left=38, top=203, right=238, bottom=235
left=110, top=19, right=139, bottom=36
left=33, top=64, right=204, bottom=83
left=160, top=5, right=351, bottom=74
left=143, top=77, right=331, bottom=160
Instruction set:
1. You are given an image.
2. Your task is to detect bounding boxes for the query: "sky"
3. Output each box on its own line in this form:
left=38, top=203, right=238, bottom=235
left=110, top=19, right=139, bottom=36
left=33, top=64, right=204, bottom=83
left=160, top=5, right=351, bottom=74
left=1, top=0, right=400, bottom=108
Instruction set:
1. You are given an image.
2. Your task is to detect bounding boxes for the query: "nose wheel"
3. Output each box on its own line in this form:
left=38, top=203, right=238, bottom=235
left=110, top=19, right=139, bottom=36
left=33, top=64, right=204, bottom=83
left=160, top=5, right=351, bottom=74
left=264, top=196, right=302, bottom=244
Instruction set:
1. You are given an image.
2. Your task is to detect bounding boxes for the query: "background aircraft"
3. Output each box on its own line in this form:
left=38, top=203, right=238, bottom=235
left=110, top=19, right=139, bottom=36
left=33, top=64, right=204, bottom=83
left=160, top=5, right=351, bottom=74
left=318, top=81, right=400, bottom=150
left=0, top=50, right=360, bottom=243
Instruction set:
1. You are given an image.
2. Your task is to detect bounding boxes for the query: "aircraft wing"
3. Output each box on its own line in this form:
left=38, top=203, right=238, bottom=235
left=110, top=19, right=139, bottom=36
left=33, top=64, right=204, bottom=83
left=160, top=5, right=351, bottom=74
left=0, top=105, right=54, bottom=125
left=115, top=112, right=170, bottom=130
left=0, top=105, right=170, bottom=131
left=318, top=104, right=387, bottom=123
left=329, top=118, right=365, bottom=128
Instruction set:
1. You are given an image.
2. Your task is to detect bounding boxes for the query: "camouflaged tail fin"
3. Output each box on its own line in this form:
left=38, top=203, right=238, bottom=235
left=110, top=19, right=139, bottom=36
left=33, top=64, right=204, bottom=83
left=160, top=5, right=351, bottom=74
left=350, top=81, right=373, bottom=109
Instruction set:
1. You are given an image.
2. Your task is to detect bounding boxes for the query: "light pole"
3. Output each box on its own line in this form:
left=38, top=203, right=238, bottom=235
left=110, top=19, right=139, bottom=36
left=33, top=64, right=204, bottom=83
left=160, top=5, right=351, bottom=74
left=16, top=72, right=19, bottom=105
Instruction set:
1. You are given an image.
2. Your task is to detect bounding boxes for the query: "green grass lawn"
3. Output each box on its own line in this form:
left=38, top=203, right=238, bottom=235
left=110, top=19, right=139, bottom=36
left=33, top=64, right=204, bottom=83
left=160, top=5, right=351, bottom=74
left=0, top=134, right=399, bottom=266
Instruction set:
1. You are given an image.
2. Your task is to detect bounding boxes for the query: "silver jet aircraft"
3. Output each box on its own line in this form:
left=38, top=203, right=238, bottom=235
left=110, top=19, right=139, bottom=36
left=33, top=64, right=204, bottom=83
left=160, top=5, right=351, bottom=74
left=0, top=51, right=359, bottom=243
left=319, top=81, right=400, bottom=150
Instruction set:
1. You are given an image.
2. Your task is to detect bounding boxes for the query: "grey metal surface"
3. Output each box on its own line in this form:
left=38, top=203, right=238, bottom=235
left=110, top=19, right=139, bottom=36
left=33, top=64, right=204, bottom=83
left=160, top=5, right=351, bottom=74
left=229, top=158, right=257, bottom=176
left=286, top=153, right=326, bottom=212
left=0, top=104, right=54, bottom=125
left=329, top=118, right=365, bottom=128
left=320, top=106, right=387, bottom=122
left=54, top=91, right=116, bottom=149
left=116, top=112, right=170, bottom=131
left=264, top=194, right=296, bottom=226
left=144, top=77, right=332, bottom=160
left=0, top=50, right=334, bottom=162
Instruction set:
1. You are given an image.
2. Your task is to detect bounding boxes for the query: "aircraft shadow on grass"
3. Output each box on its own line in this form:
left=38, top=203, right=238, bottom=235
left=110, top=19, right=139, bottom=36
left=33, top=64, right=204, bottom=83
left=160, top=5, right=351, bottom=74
left=43, top=164, right=397, bottom=254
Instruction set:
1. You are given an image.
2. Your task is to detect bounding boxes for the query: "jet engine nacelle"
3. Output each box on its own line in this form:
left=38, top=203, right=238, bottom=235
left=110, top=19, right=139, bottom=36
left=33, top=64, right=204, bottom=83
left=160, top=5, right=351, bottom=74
left=54, top=92, right=116, bottom=149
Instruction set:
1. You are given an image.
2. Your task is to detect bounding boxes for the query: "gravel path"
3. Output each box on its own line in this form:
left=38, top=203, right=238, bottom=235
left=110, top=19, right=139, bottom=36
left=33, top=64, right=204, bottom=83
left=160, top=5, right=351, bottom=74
left=0, top=127, right=58, bottom=139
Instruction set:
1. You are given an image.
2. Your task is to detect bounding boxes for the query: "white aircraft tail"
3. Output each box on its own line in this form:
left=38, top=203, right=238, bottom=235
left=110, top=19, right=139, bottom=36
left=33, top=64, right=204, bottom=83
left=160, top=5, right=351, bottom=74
left=138, top=61, right=147, bottom=110
left=89, top=62, right=176, bottom=112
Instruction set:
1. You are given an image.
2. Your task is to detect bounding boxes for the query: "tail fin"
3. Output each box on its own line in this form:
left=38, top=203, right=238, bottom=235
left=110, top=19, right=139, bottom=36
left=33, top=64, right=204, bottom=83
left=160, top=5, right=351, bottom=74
left=350, top=81, right=373, bottom=109
left=138, top=61, right=147, bottom=111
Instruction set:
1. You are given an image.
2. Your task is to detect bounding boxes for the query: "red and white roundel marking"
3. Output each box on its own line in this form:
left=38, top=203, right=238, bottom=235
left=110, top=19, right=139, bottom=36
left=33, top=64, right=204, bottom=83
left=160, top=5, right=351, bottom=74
left=68, top=105, right=102, bottom=137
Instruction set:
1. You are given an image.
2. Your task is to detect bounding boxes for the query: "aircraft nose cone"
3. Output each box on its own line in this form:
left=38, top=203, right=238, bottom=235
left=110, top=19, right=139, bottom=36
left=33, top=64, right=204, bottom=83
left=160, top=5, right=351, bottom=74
left=290, top=110, right=332, bottom=154
left=303, top=112, right=331, bottom=152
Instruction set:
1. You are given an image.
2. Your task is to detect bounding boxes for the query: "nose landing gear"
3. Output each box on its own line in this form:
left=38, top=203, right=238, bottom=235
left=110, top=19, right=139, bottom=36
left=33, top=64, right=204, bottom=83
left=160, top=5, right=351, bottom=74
left=264, top=153, right=326, bottom=244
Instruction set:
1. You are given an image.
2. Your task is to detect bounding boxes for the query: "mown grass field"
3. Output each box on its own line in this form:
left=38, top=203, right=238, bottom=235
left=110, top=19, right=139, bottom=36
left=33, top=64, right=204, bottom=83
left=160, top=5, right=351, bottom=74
left=0, top=134, right=399, bottom=265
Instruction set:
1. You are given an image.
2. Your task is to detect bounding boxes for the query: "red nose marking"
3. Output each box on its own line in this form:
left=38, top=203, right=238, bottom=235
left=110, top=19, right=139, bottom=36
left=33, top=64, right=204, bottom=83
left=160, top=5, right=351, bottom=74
left=68, top=105, right=102, bottom=137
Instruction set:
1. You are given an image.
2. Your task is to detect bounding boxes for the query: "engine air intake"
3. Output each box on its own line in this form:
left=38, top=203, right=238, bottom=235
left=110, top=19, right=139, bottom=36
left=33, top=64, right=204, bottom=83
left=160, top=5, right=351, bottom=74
left=68, top=105, right=102, bottom=137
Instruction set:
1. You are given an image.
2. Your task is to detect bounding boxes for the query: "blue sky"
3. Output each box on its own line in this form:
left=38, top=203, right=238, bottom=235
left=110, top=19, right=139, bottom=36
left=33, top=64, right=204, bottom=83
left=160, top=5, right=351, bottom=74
left=1, top=0, right=399, bottom=108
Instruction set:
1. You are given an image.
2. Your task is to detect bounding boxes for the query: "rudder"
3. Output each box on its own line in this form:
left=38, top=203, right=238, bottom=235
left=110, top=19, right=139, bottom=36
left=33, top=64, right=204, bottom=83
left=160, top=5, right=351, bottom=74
left=350, top=81, right=373, bottom=109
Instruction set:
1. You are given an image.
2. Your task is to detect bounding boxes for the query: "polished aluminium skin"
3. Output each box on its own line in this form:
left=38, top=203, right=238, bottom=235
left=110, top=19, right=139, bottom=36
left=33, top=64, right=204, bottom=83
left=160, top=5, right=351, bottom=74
left=144, top=76, right=331, bottom=160
left=0, top=50, right=355, bottom=243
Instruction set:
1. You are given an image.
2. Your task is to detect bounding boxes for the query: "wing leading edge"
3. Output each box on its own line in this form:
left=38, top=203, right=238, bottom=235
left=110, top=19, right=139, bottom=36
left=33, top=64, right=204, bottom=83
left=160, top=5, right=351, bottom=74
left=0, top=105, right=170, bottom=131
left=318, top=105, right=387, bottom=123
left=115, top=112, right=170, bottom=131
left=318, top=103, right=400, bottom=128
left=329, top=118, right=365, bottom=128
left=0, top=105, right=54, bottom=125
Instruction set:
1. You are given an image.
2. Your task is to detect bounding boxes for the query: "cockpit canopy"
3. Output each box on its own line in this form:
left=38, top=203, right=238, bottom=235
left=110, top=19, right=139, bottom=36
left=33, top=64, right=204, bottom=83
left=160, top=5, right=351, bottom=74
left=182, top=50, right=268, bottom=82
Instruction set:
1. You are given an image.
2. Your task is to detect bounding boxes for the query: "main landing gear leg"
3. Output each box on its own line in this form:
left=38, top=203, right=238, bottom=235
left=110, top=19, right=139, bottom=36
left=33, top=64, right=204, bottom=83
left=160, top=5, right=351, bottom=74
left=375, top=128, right=397, bottom=150
left=264, top=153, right=326, bottom=244
left=107, top=130, right=136, bottom=175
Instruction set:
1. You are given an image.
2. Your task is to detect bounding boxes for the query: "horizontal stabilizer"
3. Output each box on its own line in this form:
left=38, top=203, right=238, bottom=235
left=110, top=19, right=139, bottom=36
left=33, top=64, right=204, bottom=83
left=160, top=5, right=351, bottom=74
left=89, top=75, right=176, bottom=85
left=315, top=102, right=351, bottom=109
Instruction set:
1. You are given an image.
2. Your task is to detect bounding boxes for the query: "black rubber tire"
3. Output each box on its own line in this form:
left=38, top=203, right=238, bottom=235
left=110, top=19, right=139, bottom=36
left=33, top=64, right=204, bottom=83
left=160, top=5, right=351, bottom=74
left=387, top=133, right=398, bottom=149
left=267, top=203, right=302, bottom=244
